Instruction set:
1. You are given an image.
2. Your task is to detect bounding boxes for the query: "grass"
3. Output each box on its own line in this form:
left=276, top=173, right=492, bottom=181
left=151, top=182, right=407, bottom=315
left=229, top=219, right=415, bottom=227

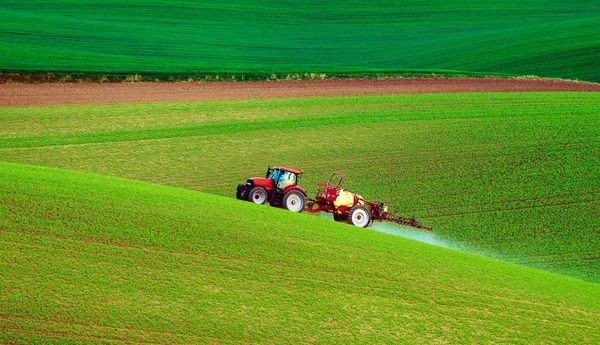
left=1, top=92, right=599, bottom=284
left=1, top=161, right=599, bottom=344
left=1, top=1, right=599, bottom=82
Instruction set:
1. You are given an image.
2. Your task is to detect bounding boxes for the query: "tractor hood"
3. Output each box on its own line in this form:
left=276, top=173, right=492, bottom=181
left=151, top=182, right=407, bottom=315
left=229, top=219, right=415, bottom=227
left=248, top=177, right=274, bottom=189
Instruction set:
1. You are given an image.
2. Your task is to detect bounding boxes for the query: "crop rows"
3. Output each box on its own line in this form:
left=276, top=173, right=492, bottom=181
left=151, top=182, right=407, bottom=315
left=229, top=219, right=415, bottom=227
left=1, top=162, right=599, bottom=344
left=1, top=92, right=599, bottom=283
left=1, top=1, right=600, bottom=81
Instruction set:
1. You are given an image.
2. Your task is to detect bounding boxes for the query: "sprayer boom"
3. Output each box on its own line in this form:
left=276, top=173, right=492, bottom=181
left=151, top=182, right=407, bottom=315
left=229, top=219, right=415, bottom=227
left=380, top=212, right=433, bottom=231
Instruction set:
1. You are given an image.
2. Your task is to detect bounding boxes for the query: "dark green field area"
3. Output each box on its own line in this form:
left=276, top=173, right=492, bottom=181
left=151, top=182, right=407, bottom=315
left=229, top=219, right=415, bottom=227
left=1, top=162, right=599, bottom=344
left=1, top=1, right=600, bottom=82
left=1, top=92, right=599, bottom=283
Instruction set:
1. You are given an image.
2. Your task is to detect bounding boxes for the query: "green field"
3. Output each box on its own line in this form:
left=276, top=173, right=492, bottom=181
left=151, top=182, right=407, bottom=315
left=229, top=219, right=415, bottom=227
left=1, top=1, right=600, bottom=81
left=1, top=162, right=599, bottom=344
left=1, top=92, right=599, bottom=284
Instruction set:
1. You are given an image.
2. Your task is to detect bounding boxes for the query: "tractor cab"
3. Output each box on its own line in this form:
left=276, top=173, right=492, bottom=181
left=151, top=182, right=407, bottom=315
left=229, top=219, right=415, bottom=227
left=236, top=165, right=307, bottom=212
left=266, top=166, right=301, bottom=192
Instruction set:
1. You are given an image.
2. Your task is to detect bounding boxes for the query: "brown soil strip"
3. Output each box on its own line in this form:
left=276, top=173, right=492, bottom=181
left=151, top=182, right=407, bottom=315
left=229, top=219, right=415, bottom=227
left=1, top=78, right=599, bottom=107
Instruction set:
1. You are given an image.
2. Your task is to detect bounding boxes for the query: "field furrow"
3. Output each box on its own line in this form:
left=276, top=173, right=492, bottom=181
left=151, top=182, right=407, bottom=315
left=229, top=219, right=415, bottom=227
left=1, top=92, right=598, bottom=283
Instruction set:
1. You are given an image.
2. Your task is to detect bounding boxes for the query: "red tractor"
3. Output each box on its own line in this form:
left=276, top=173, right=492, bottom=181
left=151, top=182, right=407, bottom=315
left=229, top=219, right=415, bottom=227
left=236, top=166, right=307, bottom=212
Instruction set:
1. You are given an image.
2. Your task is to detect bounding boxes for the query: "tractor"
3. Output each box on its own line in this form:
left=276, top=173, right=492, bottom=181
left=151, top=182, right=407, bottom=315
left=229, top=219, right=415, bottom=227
left=236, top=166, right=307, bottom=212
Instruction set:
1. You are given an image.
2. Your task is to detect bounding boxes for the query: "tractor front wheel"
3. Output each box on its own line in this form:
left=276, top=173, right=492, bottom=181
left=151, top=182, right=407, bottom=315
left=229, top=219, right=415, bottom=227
left=249, top=187, right=268, bottom=205
left=283, top=190, right=306, bottom=212
left=349, top=205, right=371, bottom=228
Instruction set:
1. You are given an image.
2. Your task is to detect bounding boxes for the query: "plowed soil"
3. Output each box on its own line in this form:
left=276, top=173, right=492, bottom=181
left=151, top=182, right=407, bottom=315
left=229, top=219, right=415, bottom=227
left=2, top=78, right=599, bottom=106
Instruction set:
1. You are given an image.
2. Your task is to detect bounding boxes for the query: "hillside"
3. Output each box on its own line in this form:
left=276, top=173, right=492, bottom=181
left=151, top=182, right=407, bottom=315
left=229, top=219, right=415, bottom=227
left=1, top=1, right=599, bottom=82
left=1, top=162, right=599, bottom=344
left=1, top=92, right=598, bottom=283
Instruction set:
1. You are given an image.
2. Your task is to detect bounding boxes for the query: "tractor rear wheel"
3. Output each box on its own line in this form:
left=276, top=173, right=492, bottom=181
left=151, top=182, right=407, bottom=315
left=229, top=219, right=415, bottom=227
left=349, top=205, right=371, bottom=228
left=283, top=190, right=306, bottom=212
left=249, top=187, right=268, bottom=204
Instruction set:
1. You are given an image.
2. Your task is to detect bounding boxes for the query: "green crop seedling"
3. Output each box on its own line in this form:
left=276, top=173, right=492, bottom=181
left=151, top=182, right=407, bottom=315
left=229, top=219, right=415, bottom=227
left=1, top=162, right=599, bottom=344
left=1, top=92, right=598, bottom=283
left=1, top=1, right=599, bottom=82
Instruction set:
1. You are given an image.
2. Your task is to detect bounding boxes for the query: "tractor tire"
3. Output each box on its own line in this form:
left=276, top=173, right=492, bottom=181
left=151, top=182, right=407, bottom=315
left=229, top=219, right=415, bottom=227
left=283, top=190, right=306, bottom=212
left=249, top=187, right=268, bottom=205
left=236, top=184, right=245, bottom=200
left=349, top=205, right=371, bottom=228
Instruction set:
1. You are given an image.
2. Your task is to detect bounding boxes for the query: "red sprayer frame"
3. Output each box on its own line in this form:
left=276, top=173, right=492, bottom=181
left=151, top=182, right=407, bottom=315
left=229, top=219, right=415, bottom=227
left=304, top=172, right=432, bottom=231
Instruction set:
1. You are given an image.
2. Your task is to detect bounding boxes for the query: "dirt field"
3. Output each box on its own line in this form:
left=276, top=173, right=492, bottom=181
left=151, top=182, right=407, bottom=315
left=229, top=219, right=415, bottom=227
left=1, top=78, right=599, bottom=106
